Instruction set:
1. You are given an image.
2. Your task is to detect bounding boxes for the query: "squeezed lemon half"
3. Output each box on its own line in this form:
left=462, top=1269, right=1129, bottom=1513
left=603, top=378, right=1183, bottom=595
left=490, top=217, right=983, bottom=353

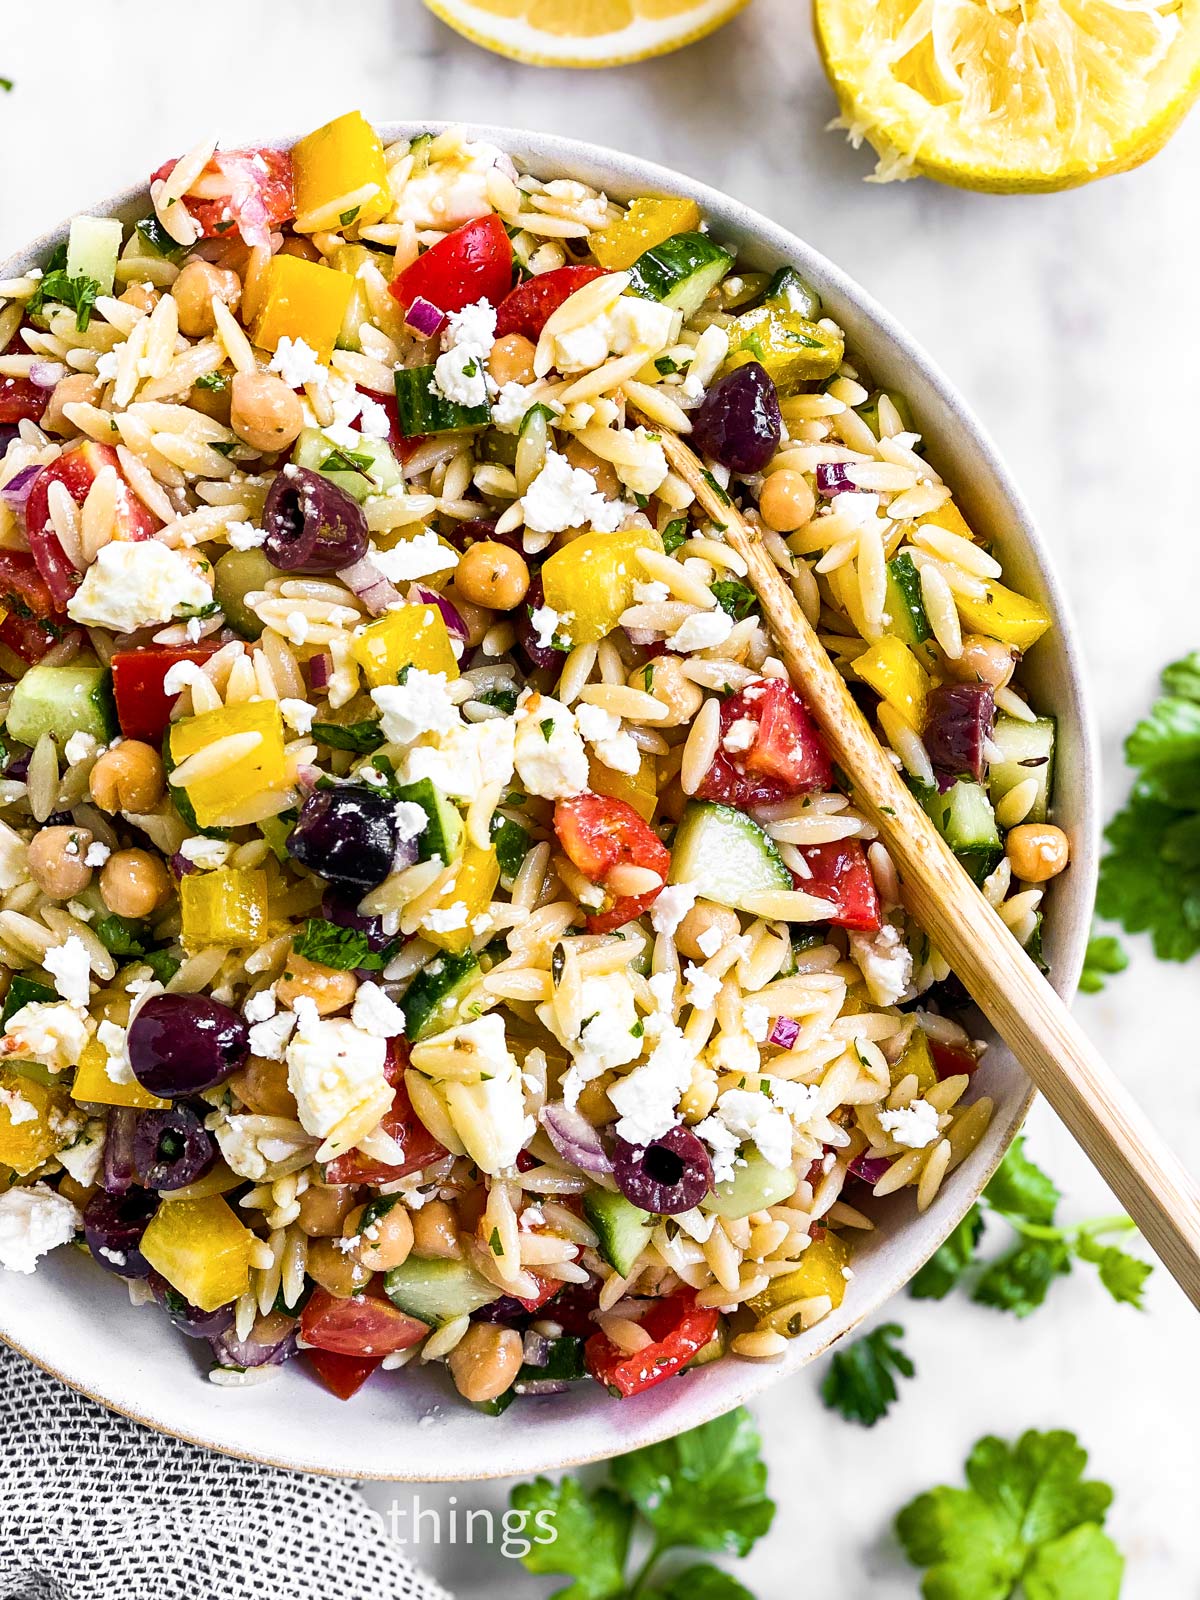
left=423, top=0, right=751, bottom=67
left=815, top=0, right=1200, bottom=191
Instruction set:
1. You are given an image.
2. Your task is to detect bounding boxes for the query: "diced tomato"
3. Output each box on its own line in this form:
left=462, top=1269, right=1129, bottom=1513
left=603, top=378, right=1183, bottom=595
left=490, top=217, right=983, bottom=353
left=25, top=443, right=158, bottom=609
left=0, top=549, right=73, bottom=663
left=494, top=265, right=607, bottom=342
left=0, top=375, right=49, bottom=426
left=554, top=793, right=671, bottom=934
left=696, top=679, right=831, bottom=810
left=324, top=1047, right=448, bottom=1186
left=794, top=840, right=881, bottom=932
left=304, top=1348, right=383, bottom=1401
left=930, top=1040, right=979, bottom=1080
left=584, top=1289, right=718, bottom=1399
left=300, top=1284, right=429, bottom=1359
left=514, top=1274, right=565, bottom=1315
left=545, top=1277, right=603, bottom=1338
left=111, top=645, right=218, bottom=744
left=151, top=148, right=294, bottom=249
left=390, top=214, right=513, bottom=316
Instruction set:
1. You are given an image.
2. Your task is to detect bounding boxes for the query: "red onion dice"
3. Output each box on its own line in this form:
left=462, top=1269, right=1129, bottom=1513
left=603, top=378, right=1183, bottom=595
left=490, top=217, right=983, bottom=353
left=405, top=296, right=446, bottom=339
left=210, top=1323, right=298, bottom=1369
left=0, top=463, right=41, bottom=512
left=541, top=1102, right=612, bottom=1175
left=412, top=584, right=470, bottom=643
left=769, top=1016, right=800, bottom=1050
left=100, top=1107, right=138, bottom=1196
left=337, top=555, right=402, bottom=616
left=816, top=463, right=853, bottom=497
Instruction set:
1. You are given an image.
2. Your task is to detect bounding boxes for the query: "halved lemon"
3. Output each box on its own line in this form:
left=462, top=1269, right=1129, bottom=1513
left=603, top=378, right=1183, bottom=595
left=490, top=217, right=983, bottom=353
left=423, top=0, right=751, bottom=68
left=815, top=0, right=1200, bottom=191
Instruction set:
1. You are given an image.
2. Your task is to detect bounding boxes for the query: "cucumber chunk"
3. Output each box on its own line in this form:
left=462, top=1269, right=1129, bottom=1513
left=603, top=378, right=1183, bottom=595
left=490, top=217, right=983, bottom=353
left=685, top=1316, right=729, bottom=1370
left=764, top=265, right=822, bottom=320
left=292, top=427, right=403, bottom=504
left=213, top=547, right=273, bottom=640
left=393, top=366, right=490, bottom=437
left=1, top=974, right=55, bottom=1030
left=669, top=800, right=791, bottom=912
left=67, top=216, right=123, bottom=297
left=701, top=1148, right=797, bottom=1220
left=6, top=665, right=117, bottom=748
left=628, top=232, right=735, bottom=319
left=583, top=1189, right=655, bottom=1277
left=394, top=777, right=464, bottom=866
left=384, top=1255, right=498, bottom=1326
left=922, top=778, right=1002, bottom=883
left=885, top=552, right=932, bottom=647
left=402, top=950, right=482, bottom=1041
left=988, top=715, right=1056, bottom=825
left=515, top=1335, right=587, bottom=1392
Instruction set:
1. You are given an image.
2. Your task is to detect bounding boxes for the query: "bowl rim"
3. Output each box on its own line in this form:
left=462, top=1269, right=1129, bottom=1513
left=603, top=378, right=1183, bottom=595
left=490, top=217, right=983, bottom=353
left=0, top=119, right=1099, bottom=1480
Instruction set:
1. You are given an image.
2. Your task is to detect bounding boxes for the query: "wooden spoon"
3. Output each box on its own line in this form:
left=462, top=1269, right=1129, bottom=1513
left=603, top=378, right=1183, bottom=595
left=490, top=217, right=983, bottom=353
left=644, top=417, right=1200, bottom=1311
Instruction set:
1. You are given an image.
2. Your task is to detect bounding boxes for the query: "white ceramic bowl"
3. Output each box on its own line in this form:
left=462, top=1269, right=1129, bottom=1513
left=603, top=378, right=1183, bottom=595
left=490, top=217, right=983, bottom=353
left=0, top=123, right=1098, bottom=1480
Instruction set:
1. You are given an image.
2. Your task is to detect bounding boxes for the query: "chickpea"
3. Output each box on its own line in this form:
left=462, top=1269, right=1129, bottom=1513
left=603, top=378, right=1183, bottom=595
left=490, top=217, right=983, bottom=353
left=577, top=1071, right=617, bottom=1127
left=443, top=585, right=493, bottom=649
left=759, top=469, right=816, bottom=534
left=454, top=541, right=530, bottom=612
left=189, top=375, right=233, bottom=425
left=230, top=370, right=305, bottom=455
left=675, top=899, right=742, bottom=963
left=487, top=333, right=537, bottom=388
left=344, top=1201, right=414, bottom=1272
left=447, top=1322, right=523, bottom=1404
left=411, top=1200, right=463, bottom=1260
left=99, top=849, right=171, bottom=919
left=950, top=633, right=1018, bottom=691
left=276, top=950, right=358, bottom=1015
left=119, top=282, right=160, bottom=315
left=628, top=654, right=703, bottom=728
left=89, top=740, right=166, bottom=814
left=42, top=373, right=101, bottom=437
left=296, top=1184, right=357, bottom=1238
left=1005, top=823, right=1070, bottom=884
left=227, top=1054, right=298, bottom=1118
left=27, top=825, right=95, bottom=900
left=170, top=258, right=242, bottom=338
left=306, top=1236, right=371, bottom=1299
left=565, top=437, right=621, bottom=500
left=657, top=776, right=688, bottom=825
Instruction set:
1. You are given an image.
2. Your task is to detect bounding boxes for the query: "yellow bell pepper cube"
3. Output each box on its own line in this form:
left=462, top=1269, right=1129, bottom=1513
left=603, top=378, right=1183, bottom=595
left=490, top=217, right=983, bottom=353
left=892, top=1028, right=938, bottom=1094
left=350, top=603, right=460, bottom=689
left=855, top=634, right=930, bottom=729
left=591, top=196, right=703, bottom=272
left=169, top=700, right=288, bottom=830
left=0, top=1068, right=76, bottom=1176
left=919, top=499, right=976, bottom=541
left=252, top=254, right=356, bottom=364
left=180, top=868, right=269, bottom=949
left=541, top=527, right=666, bottom=646
left=292, top=111, right=391, bottom=234
left=724, top=307, right=844, bottom=393
left=72, top=1039, right=168, bottom=1111
left=748, top=1231, right=851, bottom=1328
left=140, top=1194, right=255, bottom=1313
left=954, top=578, right=1052, bottom=651
left=424, top=844, right=500, bottom=956
left=588, top=752, right=657, bottom=822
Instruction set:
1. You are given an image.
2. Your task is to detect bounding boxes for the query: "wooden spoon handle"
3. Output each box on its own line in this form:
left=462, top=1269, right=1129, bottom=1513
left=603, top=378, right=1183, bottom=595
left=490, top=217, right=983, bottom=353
left=650, top=421, right=1200, bottom=1309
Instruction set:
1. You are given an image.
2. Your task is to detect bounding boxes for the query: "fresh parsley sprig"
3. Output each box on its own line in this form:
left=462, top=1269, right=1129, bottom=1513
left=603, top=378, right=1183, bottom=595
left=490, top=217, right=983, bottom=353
left=1079, top=931, right=1129, bottom=994
left=820, top=1322, right=914, bottom=1426
left=510, top=1407, right=774, bottom=1599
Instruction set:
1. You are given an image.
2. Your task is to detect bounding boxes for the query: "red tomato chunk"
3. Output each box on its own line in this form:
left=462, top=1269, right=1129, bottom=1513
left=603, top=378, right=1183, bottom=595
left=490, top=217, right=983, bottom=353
left=0, top=375, right=49, bottom=426
left=585, top=1289, right=718, bottom=1398
left=554, top=794, right=670, bottom=934
left=0, top=550, right=74, bottom=664
left=25, top=442, right=158, bottom=609
left=324, top=1047, right=447, bottom=1187
left=794, top=840, right=881, bottom=932
left=111, top=646, right=218, bottom=744
left=390, top=215, right=513, bottom=316
left=151, top=148, right=294, bottom=249
left=494, top=265, right=606, bottom=341
left=304, top=1348, right=383, bottom=1401
left=696, top=679, right=831, bottom=809
left=300, top=1285, right=428, bottom=1359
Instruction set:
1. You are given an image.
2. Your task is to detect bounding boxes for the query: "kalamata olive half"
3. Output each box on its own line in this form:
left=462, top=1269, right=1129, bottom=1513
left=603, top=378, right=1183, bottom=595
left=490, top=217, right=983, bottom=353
left=128, top=993, right=249, bottom=1099
left=515, top=575, right=561, bottom=673
left=82, top=1188, right=159, bottom=1279
left=133, top=1104, right=218, bottom=1191
left=287, top=785, right=401, bottom=891
left=691, top=361, right=782, bottom=476
left=612, top=1125, right=714, bottom=1215
left=148, top=1271, right=235, bottom=1339
left=923, top=683, right=995, bottom=784
left=262, top=465, right=368, bottom=572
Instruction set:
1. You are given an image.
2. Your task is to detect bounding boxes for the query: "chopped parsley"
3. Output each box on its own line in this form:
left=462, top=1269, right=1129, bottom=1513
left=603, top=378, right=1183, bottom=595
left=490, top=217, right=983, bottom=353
left=477, top=686, right=519, bottom=716
left=1079, top=931, right=1129, bottom=994
left=310, top=719, right=385, bottom=754
left=340, top=205, right=361, bottom=227
left=135, top=216, right=185, bottom=262
left=27, top=247, right=101, bottom=333
left=700, top=468, right=732, bottom=506
left=655, top=355, right=679, bottom=376
left=711, top=579, right=760, bottom=621
left=292, top=916, right=398, bottom=972
left=820, top=1322, right=914, bottom=1426
left=540, top=718, right=555, bottom=742
left=194, top=370, right=230, bottom=393
left=662, top=518, right=689, bottom=555
left=318, top=445, right=376, bottom=476
left=490, top=814, right=530, bottom=881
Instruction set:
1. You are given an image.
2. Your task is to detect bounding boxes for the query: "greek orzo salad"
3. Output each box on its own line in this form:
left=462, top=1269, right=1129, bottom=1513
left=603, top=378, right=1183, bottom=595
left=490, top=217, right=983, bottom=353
left=0, top=115, right=1067, bottom=1407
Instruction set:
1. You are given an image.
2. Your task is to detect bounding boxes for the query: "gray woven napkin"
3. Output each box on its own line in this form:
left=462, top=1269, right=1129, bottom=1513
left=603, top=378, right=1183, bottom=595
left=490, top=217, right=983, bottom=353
left=0, top=1345, right=453, bottom=1600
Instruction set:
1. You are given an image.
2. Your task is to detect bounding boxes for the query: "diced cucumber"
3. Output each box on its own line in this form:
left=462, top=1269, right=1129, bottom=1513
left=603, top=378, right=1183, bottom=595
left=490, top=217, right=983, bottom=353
left=922, top=778, right=1002, bottom=883
left=669, top=801, right=791, bottom=913
left=6, top=665, right=117, bottom=748
left=988, top=715, right=1056, bottom=825
left=478, top=430, right=519, bottom=468
left=402, top=950, right=482, bottom=1041
left=328, top=243, right=386, bottom=353
left=628, top=232, right=735, bottom=319
left=858, top=388, right=918, bottom=444
left=393, top=366, right=490, bottom=437
left=701, top=1148, right=797, bottom=1220
left=292, top=428, right=403, bottom=504
left=885, top=552, right=931, bottom=647
left=685, top=1316, right=729, bottom=1370
left=67, top=216, right=123, bottom=296
left=394, top=777, right=464, bottom=866
left=514, top=1335, right=587, bottom=1392
left=257, top=813, right=295, bottom=863
left=135, top=216, right=185, bottom=263
left=384, top=1255, right=499, bottom=1326
left=1, top=973, right=55, bottom=1029
left=764, top=265, right=822, bottom=320
left=475, top=1390, right=516, bottom=1417
left=583, top=1189, right=655, bottom=1277
left=213, top=548, right=273, bottom=640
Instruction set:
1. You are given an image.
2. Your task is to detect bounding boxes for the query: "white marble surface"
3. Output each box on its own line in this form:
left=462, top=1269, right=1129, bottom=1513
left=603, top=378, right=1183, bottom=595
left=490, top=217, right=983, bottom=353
left=3, top=2, right=1200, bottom=1592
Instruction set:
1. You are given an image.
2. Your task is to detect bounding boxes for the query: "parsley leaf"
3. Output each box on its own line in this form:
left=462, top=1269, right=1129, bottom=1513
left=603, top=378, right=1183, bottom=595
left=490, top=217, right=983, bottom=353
left=92, top=913, right=151, bottom=959
left=608, top=1406, right=774, bottom=1559
left=477, top=685, right=518, bottom=715
left=895, top=1429, right=1123, bottom=1600
left=194, top=370, right=230, bottom=393
left=135, top=216, right=185, bottom=262
left=140, top=948, right=182, bottom=986
left=820, top=1322, right=914, bottom=1426
left=1079, top=931, right=1129, bottom=994
left=28, top=267, right=101, bottom=332
left=649, top=1567, right=756, bottom=1600
left=972, top=1236, right=1073, bottom=1317
left=710, top=579, right=760, bottom=622
left=982, top=1134, right=1060, bottom=1226
left=292, top=916, right=396, bottom=972
left=0, top=77, right=13, bottom=93
left=1074, top=1229, right=1153, bottom=1309
left=318, top=445, right=375, bottom=475
left=508, top=1477, right=631, bottom=1600
left=1096, top=651, right=1200, bottom=960
left=909, top=1206, right=983, bottom=1300
left=490, top=813, right=530, bottom=880
left=662, top=518, right=689, bottom=555
left=310, top=719, right=385, bottom=754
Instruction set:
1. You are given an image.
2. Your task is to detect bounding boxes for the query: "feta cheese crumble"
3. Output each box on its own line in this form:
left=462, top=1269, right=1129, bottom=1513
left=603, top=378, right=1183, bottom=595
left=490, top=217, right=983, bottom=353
left=351, top=981, right=407, bottom=1039
left=513, top=692, right=588, bottom=800
left=67, top=541, right=213, bottom=635
left=367, top=530, right=457, bottom=584
left=650, top=881, right=697, bottom=937
left=849, top=925, right=914, bottom=1008
left=227, top=520, right=266, bottom=551
left=431, top=299, right=497, bottom=410
left=878, top=1098, right=941, bottom=1150
left=668, top=609, right=735, bottom=654
left=522, top=449, right=629, bottom=536
left=0, top=1183, right=80, bottom=1275
left=574, top=700, right=640, bottom=776
left=286, top=999, right=393, bottom=1161
left=372, top=670, right=459, bottom=746
left=608, top=1023, right=695, bottom=1146
left=43, top=935, right=92, bottom=1009
left=269, top=336, right=326, bottom=389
